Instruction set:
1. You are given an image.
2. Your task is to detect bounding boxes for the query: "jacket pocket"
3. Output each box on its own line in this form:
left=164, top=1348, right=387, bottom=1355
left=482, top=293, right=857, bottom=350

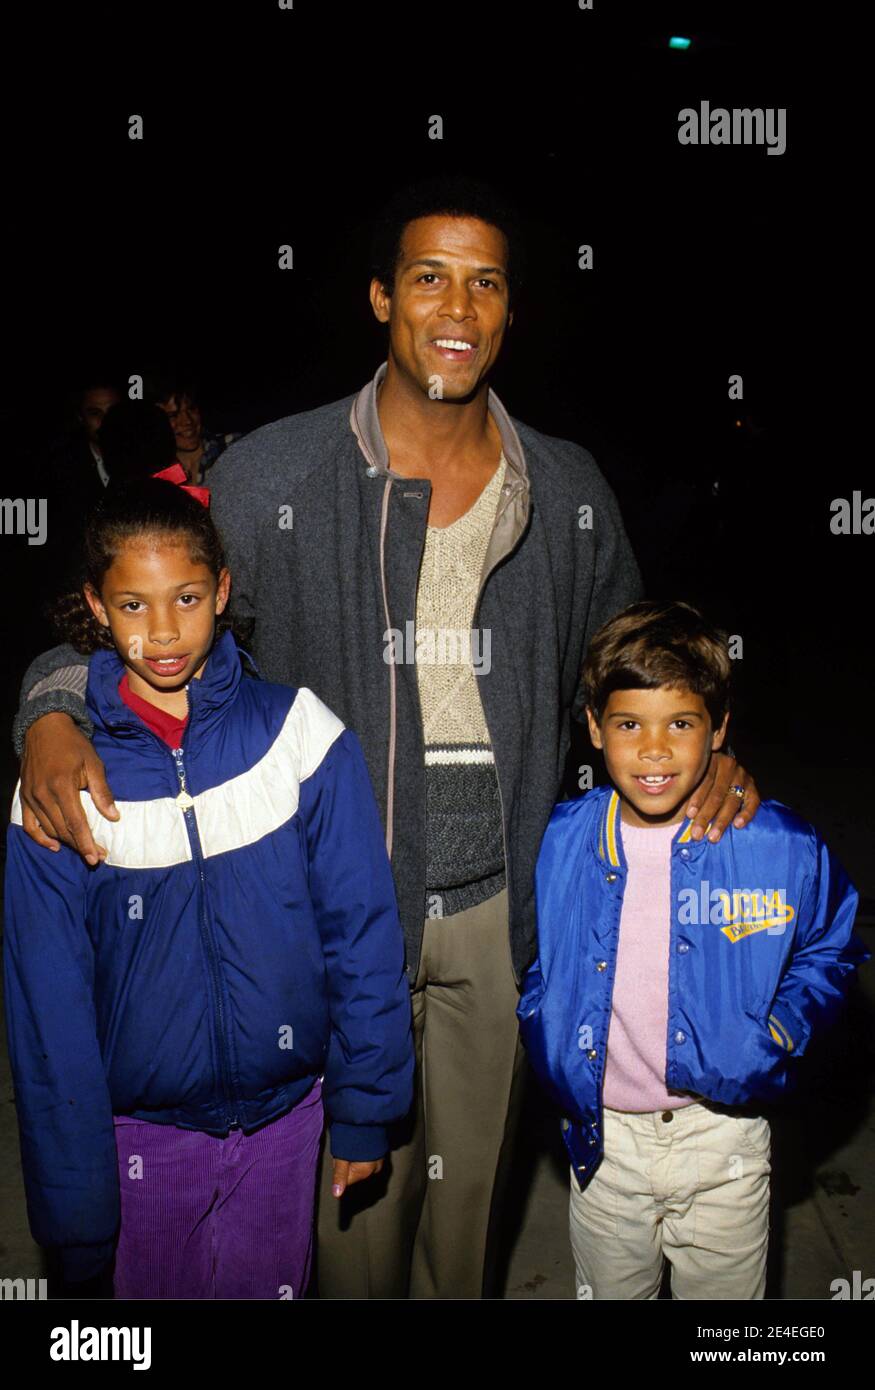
left=755, top=990, right=800, bottom=1054
left=730, top=1008, right=789, bottom=1095
left=764, top=1010, right=795, bottom=1052
left=745, top=995, right=790, bottom=1056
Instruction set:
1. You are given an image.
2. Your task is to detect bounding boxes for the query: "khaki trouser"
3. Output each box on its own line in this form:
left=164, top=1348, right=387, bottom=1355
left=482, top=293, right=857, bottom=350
left=569, top=1102, right=771, bottom=1300
left=315, top=888, right=527, bottom=1298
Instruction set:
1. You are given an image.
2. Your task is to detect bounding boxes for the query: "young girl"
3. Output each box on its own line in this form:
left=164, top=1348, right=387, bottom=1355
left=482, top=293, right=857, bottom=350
left=4, top=477, right=414, bottom=1299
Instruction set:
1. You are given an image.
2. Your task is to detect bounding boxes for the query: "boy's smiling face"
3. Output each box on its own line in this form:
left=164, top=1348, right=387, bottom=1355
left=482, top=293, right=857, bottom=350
left=587, top=686, right=729, bottom=828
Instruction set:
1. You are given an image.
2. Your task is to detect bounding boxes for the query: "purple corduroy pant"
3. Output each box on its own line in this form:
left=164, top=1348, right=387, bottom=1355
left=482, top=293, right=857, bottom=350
left=112, top=1079, right=323, bottom=1299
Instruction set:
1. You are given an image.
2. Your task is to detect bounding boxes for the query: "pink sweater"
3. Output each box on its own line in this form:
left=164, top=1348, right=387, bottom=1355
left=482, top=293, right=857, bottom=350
left=602, top=819, right=697, bottom=1113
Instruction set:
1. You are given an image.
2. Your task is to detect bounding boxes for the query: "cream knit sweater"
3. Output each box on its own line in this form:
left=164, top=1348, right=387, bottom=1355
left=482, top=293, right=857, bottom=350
left=415, top=455, right=506, bottom=748
left=415, top=454, right=508, bottom=910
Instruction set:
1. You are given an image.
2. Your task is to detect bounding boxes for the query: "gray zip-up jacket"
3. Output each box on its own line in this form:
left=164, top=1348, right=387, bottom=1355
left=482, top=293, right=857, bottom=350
left=13, top=361, right=642, bottom=981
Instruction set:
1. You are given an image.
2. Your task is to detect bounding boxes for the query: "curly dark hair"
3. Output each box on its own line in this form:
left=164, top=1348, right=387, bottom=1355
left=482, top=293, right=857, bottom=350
left=369, top=172, right=526, bottom=305
left=51, top=477, right=249, bottom=654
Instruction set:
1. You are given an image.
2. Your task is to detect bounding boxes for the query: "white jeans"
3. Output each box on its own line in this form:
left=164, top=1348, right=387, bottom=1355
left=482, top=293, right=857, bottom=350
left=569, top=1102, right=770, bottom=1300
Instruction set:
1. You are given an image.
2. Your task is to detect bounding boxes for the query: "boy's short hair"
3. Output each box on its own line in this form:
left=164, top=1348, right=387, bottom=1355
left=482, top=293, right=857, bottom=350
left=581, top=600, right=731, bottom=728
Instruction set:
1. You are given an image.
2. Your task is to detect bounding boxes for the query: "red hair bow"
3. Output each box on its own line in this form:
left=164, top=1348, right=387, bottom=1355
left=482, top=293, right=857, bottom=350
left=152, top=462, right=211, bottom=508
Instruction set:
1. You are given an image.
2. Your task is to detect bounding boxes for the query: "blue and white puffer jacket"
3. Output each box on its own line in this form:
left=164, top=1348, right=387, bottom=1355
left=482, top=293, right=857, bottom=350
left=3, top=629, right=414, bottom=1280
left=517, top=785, right=868, bottom=1192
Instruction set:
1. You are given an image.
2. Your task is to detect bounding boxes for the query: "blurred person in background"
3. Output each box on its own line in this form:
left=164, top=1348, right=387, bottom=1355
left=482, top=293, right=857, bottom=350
left=146, top=372, right=241, bottom=486
left=46, top=377, right=122, bottom=497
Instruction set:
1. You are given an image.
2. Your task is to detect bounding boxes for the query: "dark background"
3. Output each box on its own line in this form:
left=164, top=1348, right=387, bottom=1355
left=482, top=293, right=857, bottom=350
left=1, top=0, right=866, bottom=778
left=0, top=0, right=871, bottom=1305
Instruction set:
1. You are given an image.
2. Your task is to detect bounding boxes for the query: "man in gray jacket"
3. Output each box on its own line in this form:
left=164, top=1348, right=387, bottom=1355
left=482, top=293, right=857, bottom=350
left=14, top=176, right=759, bottom=1299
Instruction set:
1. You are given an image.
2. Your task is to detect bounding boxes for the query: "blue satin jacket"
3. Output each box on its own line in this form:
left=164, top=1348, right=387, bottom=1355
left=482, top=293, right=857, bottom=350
left=517, top=785, right=868, bottom=1191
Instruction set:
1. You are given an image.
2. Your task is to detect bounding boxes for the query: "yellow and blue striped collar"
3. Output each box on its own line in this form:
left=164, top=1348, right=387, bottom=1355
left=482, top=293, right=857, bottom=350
left=597, top=789, right=709, bottom=865
left=598, top=790, right=622, bottom=866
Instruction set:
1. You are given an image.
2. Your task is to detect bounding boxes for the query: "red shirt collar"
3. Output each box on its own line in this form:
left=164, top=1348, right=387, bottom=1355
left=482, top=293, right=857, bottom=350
left=118, top=673, right=189, bottom=748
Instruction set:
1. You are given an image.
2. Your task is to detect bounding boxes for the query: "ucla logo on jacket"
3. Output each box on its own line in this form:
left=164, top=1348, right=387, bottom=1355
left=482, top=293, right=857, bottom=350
left=676, top=878, right=796, bottom=941
left=716, top=888, right=795, bottom=942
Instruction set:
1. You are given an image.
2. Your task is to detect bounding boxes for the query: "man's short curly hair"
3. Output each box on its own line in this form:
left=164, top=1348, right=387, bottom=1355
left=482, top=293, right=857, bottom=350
left=369, top=173, right=526, bottom=304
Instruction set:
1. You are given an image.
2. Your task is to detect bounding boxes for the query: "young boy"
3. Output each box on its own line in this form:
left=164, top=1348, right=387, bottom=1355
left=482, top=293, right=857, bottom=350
left=517, top=600, right=868, bottom=1301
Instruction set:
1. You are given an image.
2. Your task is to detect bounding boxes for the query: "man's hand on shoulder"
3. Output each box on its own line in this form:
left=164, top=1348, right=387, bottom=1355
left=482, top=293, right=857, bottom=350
left=20, top=713, right=118, bottom=866
left=685, top=750, right=761, bottom=843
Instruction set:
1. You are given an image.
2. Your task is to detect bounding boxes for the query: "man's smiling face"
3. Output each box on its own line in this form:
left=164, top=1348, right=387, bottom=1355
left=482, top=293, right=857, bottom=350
left=370, top=215, right=513, bottom=400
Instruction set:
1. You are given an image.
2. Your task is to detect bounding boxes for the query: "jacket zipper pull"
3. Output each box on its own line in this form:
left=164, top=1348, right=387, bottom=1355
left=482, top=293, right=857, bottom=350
left=172, top=747, right=195, bottom=810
